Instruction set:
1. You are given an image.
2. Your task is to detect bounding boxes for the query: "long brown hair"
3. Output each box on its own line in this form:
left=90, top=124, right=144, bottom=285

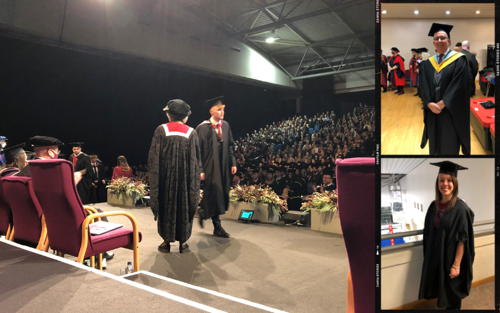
left=1, top=153, right=26, bottom=171
left=434, top=174, right=459, bottom=212
left=117, top=156, right=130, bottom=172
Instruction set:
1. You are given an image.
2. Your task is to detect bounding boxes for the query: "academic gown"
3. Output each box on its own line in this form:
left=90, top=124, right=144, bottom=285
left=90, top=162, right=106, bottom=203
left=196, top=120, right=237, bottom=219
left=419, top=52, right=470, bottom=155
left=389, top=55, right=406, bottom=87
left=419, top=199, right=475, bottom=308
left=460, top=49, right=479, bottom=95
left=409, top=57, right=419, bottom=87
left=147, top=123, right=201, bottom=243
left=69, top=153, right=93, bottom=204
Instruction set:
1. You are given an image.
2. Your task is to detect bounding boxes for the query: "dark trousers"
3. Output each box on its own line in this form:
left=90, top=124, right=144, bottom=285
left=211, top=215, right=221, bottom=228
left=428, top=109, right=461, bottom=155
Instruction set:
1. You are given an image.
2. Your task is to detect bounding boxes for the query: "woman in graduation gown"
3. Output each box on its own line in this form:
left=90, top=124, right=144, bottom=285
left=418, top=161, right=475, bottom=310
left=388, top=47, right=406, bottom=95
left=0, top=144, right=26, bottom=177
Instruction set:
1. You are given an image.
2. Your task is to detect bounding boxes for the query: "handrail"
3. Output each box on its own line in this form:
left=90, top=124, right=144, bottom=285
left=381, top=220, right=494, bottom=241
left=381, top=225, right=494, bottom=252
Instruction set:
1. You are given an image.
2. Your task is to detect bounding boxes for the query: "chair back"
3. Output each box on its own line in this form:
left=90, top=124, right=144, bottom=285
left=336, top=157, right=375, bottom=313
left=0, top=179, right=12, bottom=235
left=2, top=176, right=44, bottom=245
left=29, top=159, right=94, bottom=256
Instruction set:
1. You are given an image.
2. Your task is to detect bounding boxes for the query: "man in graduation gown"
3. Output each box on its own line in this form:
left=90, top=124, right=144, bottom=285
left=17, top=136, right=64, bottom=177
left=196, top=96, right=237, bottom=238
left=148, top=99, right=201, bottom=252
left=419, top=161, right=475, bottom=309
left=419, top=23, right=470, bottom=155
left=388, top=47, right=406, bottom=95
left=68, top=142, right=93, bottom=204
left=460, top=41, right=479, bottom=97
left=89, top=154, right=106, bottom=203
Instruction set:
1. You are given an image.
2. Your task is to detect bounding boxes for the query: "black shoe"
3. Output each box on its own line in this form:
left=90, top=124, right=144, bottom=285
left=382, top=90, right=387, bottom=93
left=158, top=242, right=170, bottom=253
left=103, top=252, right=114, bottom=261
left=198, top=217, right=204, bottom=229
left=213, top=226, right=230, bottom=238
left=179, top=243, right=190, bottom=253
left=413, top=93, right=419, bottom=96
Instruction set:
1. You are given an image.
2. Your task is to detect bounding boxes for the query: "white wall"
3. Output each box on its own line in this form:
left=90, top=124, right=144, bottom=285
left=382, top=18, right=494, bottom=80
left=0, top=0, right=297, bottom=89
left=395, top=158, right=494, bottom=232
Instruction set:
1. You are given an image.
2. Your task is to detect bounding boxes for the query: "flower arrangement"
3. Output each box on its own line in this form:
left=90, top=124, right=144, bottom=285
left=107, top=177, right=149, bottom=203
left=229, top=185, right=288, bottom=217
left=300, top=190, right=338, bottom=213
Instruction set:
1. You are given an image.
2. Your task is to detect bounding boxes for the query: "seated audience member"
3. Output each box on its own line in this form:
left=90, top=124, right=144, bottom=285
left=313, top=168, right=336, bottom=193
left=249, top=170, right=261, bottom=185
left=0, top=143, right=26, bottom=177
left=284, top=171, right=304, bottom=211
left=232, top=172, right=241, bottom=188
left=112, top=155, right=133, bottom=181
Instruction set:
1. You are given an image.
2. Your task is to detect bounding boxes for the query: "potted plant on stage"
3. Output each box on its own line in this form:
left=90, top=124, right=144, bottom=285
left=107, top=177, right=148, bottom=207
left=301, top=190, right=341, bottom=234
left=227, top=185, right=288, bottom=223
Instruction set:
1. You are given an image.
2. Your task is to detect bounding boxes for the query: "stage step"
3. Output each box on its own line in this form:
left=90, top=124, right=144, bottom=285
left=124, top=271, right=283, bottom=313
left=283, top=211, right=310, bottom=225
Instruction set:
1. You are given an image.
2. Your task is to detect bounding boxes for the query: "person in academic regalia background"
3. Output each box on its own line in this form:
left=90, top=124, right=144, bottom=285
left=418, top=161, right=475, bottom=310
left=388, top=47, right=406, bottom=95
left=148, top=99, right=201, bottom=253
left=68, top=142, right=93, bottom=204
left=196, top=96, right=237, bottom=238
left=409, top=48, right=419, bottom=95
left=460, top=41, right=479, bottom=97
left=17, top=136, right=64, bottom=178
left=419, top=23, right=470, bottom=155
left=0, top=143, right=26, bottom=177
left=0, top=136, right=7, bottom=166
left=89, top=154, right=107, bottom=203
left=381, top=50, right=388, bottom=93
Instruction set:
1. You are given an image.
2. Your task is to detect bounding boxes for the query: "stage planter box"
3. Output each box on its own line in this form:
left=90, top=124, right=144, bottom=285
left=310, top=211, right=342, bottom=234
left=222, top=201, right=280, bottom=224
left=107, top=190, right=135, bottom=207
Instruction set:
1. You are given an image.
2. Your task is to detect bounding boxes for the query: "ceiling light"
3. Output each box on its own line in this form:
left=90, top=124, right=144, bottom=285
left=414, top=10, right=419, bottom=15
left=476, top=11, right=480, bottom=14
left=382, top=10, right=386, bottom=14
left=446, top=11, right=450, bottom=14
left=266, top=37, right=276, bottom=43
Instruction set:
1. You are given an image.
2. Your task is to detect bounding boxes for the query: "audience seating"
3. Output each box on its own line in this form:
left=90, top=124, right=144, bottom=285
left=2, top=176, right=49, bottom=250
left=0, top=179, right=13, bottom=240
left=29, top=159, right=142, bottom=271
left=336, top=158, right=375, bottom=313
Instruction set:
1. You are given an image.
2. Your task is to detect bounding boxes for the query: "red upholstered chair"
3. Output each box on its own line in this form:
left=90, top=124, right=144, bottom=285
left=29, top=159, right=141, bottom=271
left=2, top=176, right=49, bottom=251
left=336, top=158, right=375, bottom=313
left=0, top=179, right=14, bottom=241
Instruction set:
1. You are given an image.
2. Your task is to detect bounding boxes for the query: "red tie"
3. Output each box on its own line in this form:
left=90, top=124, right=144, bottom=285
left=72, top=155, right=77, bottom=165
left=212, top=122, right=222, bottom=139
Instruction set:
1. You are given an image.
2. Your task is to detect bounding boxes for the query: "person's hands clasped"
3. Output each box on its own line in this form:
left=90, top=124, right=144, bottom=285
left=449, top=265, right=460, bottom=279
left=427, top=102, right=442, bottom=114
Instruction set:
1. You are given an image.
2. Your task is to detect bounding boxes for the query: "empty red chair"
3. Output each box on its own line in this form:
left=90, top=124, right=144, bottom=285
left=2, top=176, right=49, bottom=250
left=29, top=159, right=141, bottom=271
left=336, top=158, right=375, bottom=313
left=0, top=179, right=13, bottom=240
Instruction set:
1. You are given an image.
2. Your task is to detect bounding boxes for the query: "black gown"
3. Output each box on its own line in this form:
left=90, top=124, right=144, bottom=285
left=196, top=120, right=237, bottom=219
left=419, top=52, right=470, bottom=155
left=147, top=123, right=201, bottom=243
left=418, top=199, right=475, bottom=308
left=69, top=153, right=93, bottom=204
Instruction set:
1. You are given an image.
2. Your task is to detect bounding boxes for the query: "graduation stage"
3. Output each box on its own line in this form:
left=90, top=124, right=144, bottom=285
left=8, top=202, right=350, bottom=313
left=381, top=82, right=493, bottom=155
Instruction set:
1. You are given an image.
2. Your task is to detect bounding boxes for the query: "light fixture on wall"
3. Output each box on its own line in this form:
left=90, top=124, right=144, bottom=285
left=414, top=10, right=419, bottom=15
left=446, top=11, right=450, bottom=14
left=476, top=10, right=480, bottom=14
left=382, top=10, right=386, bottom=14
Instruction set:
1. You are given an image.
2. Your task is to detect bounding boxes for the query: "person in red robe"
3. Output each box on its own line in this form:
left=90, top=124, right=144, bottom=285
left=409, top=48, right=419, bottom=96
left=112, top=155, right=133, bottom=181
left=388, top=47, right=406, bottom=95
left=381, top=50, right=388, bottom=93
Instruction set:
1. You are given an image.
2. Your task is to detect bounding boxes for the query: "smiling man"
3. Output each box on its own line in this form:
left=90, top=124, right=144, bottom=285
left=419, top=23, right=470, bottom=155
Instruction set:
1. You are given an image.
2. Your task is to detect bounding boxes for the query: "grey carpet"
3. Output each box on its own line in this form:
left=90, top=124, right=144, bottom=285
left=84, top=202, right=349, bottom=313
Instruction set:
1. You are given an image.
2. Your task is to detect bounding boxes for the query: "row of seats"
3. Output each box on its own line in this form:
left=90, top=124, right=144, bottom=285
left=0, top=159, right=142, bottom=271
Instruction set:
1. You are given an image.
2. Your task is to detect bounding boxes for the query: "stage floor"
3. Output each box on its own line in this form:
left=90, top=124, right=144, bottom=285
left=69, top=202, right=349, bottom=313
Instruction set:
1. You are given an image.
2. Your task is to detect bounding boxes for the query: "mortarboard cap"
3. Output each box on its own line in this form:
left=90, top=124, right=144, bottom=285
left=391, top=47, right=400, bottom=53
left=163, top=99, right=192, bottom=118
left=428, top=23, right=453, bottom=39
left=30, top=136, right=64, bottom=148
left=1, top=143, right=25, bottom=164
left=205, top=96, right=224, bottom=109
left=323, top=167, right=334, bottom=177
left=418, top=47, right=428, bottom=53
left=430, top=161, right=467, bottom=177
left=411, top=48, right=419, bottom=52
left=0, top=136, right=7, bottom=141
left=69, top=142, right=84, bottom=148
left=455, top=42, right=462, bottom=47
